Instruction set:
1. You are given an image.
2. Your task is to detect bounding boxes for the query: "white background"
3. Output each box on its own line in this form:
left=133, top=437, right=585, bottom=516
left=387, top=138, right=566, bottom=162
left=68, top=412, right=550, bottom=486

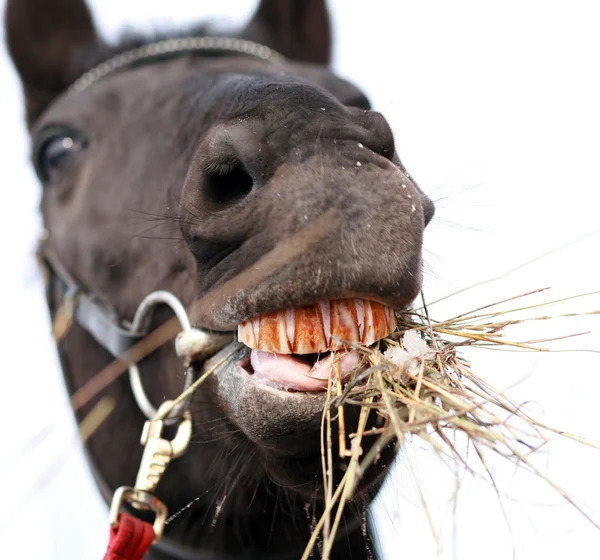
left=1, top=1, right=599, bottom=559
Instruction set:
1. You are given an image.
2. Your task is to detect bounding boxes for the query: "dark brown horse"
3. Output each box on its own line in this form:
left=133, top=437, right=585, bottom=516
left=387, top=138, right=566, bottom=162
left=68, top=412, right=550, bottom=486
left=6, top=0, right=434, bottom=557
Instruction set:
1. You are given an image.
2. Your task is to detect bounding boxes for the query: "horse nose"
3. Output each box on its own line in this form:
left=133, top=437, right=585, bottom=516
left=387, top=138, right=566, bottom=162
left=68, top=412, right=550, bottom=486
left=180, top=105, right=435, bottom=330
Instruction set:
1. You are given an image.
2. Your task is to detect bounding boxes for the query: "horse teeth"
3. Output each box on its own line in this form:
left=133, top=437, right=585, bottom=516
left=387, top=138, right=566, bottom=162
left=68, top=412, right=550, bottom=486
left=329, top=299, right=359, bottom=350
left=237, top=299, right=397, bottom=354
left=237, top=321, right=256, bottom=348
left=362, top=300, right=375, bottom=346
left=318, top=301, right=331, bottom=346
left=257, top=310, right=292, bottom=353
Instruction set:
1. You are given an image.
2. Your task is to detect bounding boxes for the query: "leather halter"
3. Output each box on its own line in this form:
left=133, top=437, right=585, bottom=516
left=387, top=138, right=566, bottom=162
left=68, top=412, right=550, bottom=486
left=38, top=37, right=367, bottom=559
left=39, top=240, right=320, bottom=560
left=39, top=237, right=365, bottom=560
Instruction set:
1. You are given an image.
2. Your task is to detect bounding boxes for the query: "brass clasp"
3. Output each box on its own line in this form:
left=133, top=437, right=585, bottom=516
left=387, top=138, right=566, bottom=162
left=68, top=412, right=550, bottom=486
left=109, top=400, right=192, bottom=542
left=134, top=400, right=192, bottom=493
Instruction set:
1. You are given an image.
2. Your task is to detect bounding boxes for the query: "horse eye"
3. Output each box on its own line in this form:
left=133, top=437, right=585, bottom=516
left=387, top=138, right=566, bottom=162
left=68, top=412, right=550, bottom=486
left=35, top=135, right=85, bottom=185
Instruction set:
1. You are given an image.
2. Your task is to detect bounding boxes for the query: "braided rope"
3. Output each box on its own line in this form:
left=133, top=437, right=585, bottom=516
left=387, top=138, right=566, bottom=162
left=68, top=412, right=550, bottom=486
left=70, top=36, right=285, bottom=93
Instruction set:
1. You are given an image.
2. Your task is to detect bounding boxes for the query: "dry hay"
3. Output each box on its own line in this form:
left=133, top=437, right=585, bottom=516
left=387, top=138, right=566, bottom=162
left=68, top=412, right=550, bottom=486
left=302, top=288, right=600, bottom=559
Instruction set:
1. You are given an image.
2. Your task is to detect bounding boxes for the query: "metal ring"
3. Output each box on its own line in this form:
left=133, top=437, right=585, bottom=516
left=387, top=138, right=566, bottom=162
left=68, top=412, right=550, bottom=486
left=109, top=486, right=168, bottom=543
left=128, top=291, right=194, bottom=422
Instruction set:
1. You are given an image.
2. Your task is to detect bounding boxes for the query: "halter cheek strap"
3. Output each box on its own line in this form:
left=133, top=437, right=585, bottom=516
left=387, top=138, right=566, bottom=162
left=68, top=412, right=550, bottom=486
left=39, top=241, right=144, bottom=356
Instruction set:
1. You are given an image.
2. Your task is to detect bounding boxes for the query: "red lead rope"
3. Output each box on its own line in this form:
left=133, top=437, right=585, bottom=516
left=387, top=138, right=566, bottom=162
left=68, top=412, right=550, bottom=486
left=103, top=513, right=155, bottom=560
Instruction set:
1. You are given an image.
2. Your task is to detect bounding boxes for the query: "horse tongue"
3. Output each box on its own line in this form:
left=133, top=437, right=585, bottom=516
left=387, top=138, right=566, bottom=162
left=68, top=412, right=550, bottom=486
left=250, top=350, right=361, bottom=392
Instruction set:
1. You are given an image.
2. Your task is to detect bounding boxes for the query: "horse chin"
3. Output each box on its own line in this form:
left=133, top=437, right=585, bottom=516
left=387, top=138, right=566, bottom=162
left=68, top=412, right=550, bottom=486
left=203, top=342, right=396, bottom=498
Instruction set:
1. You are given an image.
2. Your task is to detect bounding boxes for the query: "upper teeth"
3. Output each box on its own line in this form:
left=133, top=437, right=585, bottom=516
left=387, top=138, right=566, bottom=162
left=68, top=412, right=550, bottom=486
left=237, top=299, right=397, bottom=354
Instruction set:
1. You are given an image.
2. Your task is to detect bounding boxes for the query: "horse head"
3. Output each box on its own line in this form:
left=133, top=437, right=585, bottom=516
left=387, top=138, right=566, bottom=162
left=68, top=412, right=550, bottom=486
left=6, top=0, right=434, bottom=556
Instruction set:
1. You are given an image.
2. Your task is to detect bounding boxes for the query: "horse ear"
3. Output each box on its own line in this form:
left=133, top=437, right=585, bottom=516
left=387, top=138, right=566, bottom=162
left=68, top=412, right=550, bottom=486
left=5, top=0, right=102, bottom=126
left=242, top=0, right=331, bottom=65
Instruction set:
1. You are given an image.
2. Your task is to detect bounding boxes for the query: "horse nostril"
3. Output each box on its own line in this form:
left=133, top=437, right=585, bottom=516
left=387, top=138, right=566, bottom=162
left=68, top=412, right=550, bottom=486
left=202, top=159, right=254, bottom=207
